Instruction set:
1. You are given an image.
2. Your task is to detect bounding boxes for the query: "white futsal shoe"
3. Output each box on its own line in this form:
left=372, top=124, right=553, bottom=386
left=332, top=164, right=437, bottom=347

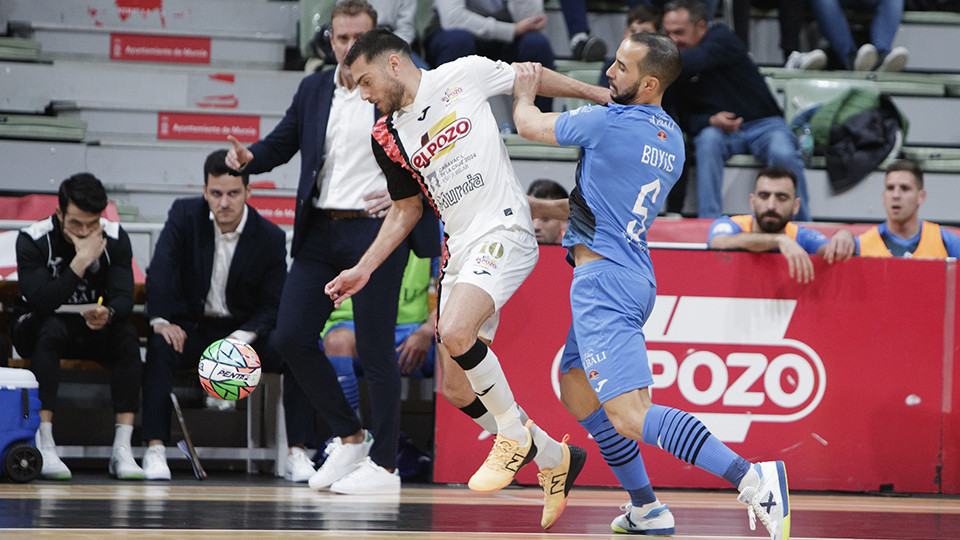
left=39, top=447, right=72, bottom=480
left=738, top=461, right=791, bottom=540
left=611, top=500, right=675, bottom=535
left=284, top=446, right=316, bottom=482
left=308, top=430, right=373, bottom=490
left=142, top=444, right=171, bottom=480
left=330, top=457, right=400, bottom=495
left=109, top=444, right=146, bottom=480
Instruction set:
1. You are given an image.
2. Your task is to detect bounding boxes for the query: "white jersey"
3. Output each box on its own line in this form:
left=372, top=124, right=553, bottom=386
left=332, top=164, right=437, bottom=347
left=372, top=55, right=534, bottom=257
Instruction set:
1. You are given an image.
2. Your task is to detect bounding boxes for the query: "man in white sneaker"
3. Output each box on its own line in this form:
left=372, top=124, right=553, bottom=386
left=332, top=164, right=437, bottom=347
left=11, top=173, right=144, bottom=481
left=141, top=150, right=318, bottom=482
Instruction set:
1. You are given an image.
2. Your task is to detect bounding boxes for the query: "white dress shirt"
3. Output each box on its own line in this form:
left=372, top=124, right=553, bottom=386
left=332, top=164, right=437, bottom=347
left=313, top=65, right=388, bottom=210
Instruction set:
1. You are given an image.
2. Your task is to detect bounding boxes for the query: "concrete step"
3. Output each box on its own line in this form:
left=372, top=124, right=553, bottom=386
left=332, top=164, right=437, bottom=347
left=9, top=21, right=288, bottom=70
left=0, top=59, right=304, bottom=116
left=3, top=0, right=299, bottom=45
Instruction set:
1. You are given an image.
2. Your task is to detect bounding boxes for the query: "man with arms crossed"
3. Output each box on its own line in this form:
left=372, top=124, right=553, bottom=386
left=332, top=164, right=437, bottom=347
left=708, top=166, right=854, bottom=284
left=515, top=33, right=791, bottom=538
left=325, top=28, right=609, bottom=529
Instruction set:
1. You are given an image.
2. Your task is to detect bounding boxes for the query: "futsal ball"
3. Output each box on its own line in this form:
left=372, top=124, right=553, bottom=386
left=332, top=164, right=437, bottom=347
left=198, top=338, right=261, bottom=400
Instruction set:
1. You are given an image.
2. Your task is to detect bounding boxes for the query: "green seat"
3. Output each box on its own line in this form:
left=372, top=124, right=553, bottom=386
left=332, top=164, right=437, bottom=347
left=299, top=0, right=337, bottom=60
left=501, top=134, right=579, bottom=161
left=0, top=114, right=85, bottom=142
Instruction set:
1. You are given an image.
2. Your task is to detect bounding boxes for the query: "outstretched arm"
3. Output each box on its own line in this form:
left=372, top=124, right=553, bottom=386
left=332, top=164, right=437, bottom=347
left=513, top=62, right=562, bottom=145
left=536, top=65, right=610, bottom=104
left=528, top=195, right=570, bottom=221
left=324, top=195, right=423, bottom=307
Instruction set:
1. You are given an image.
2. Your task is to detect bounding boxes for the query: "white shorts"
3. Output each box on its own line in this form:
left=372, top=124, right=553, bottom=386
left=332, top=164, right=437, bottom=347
left=438, top=228, right=538, bottom=342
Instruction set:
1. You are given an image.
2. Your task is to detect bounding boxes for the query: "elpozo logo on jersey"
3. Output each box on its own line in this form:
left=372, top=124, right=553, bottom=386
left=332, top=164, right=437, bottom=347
left=412, top=112, right=472, bottom=169
left=549, top=295, right=826, bottom=444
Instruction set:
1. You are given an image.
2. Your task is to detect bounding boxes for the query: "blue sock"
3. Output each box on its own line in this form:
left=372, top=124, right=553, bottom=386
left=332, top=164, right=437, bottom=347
left=641, top=404, right=750, bottom=488
left=328, top=355, right=360, bottom=412
left=579, top=408, right=656, bottom=507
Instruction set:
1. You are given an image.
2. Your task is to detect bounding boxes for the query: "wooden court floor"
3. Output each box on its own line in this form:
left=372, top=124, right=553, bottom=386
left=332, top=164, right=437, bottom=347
left=0, top=472, right=958, bottom=539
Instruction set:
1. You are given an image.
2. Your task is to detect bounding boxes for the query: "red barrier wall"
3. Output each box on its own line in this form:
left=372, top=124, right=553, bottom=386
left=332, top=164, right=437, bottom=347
left=434, top=248, right=957, bottom=493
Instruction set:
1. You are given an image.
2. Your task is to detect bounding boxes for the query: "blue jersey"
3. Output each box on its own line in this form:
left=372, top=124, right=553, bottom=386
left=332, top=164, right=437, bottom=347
left=555, top=103, right=684, bottom=279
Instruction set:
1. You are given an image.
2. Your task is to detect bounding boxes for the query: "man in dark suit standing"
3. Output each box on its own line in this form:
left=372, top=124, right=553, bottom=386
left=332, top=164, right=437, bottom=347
left=225, top=0, right=417, bottom=494
left=140, top=150, right=316, bottom=482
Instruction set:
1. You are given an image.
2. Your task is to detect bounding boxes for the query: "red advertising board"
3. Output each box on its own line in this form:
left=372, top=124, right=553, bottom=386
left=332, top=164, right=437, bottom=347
left=248, top=196, right=296, bottom=226
left=943, top=260, right=959, bottom=494
left=110, top=33, right=210, bottom=64
left=434, top=248, right=954, bottom=493
left=157, top=112, right=259, bottom=143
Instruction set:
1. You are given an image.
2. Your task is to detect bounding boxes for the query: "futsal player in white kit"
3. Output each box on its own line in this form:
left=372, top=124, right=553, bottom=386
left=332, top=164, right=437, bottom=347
left=324, top=28, right=608, bottom=529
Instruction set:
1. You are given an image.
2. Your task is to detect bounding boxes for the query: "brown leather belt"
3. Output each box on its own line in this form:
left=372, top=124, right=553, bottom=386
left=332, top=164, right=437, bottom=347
left=317, top=209, right=377, bottom=219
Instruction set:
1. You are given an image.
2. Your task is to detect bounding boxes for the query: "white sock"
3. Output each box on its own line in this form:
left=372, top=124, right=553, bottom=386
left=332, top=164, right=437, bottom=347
left=38, top=422, right=56, bottom=449
left=471, top=410, right=498, bottom=435
left=113, top=424, right=134, bottom=450
left=518, top=407, right=563, bottom=469
left=464, top=348, right=524, bottom=441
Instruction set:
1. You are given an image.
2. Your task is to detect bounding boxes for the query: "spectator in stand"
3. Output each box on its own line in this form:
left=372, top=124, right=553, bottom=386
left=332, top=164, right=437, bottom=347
left=557, top=0, right=717, bottom=61
left=367, top=0, right=430, bottom=67
left=810, top=0, right=909, bottom=71
left=225, top=0, right=425, bottom=495
left=856, top=160, right=960, bottom=257
left=662, top=0, right=812, bottom=221
left=526, top=179, right=568, bottom=245
left=425, top=0, right=556, bottom=111
left=140, top=150, right=318, bottom=482
left=11, top=173, right=144, bottom=481
left=708, top=166, right=854, bottom=283
left=732, top=0, right=828, bottom=70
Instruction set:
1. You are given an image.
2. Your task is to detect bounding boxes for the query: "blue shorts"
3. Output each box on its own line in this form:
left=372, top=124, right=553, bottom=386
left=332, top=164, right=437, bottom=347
left=323, top=321, right=436, bottom=378
left=560, top=258, right=656, bottom=404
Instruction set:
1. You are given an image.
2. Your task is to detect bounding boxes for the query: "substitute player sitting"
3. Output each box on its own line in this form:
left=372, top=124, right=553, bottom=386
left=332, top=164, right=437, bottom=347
left=325, top=28, right=609, bottom=529
left=708, top=166, right=855, bottom=284
left=514, top=33, right=791, bottom=538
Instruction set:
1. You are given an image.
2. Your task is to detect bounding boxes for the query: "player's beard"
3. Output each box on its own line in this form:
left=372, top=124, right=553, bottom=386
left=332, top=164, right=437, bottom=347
left=611, top=79, right=641, bottom=105
left=756, top=211, right=791, bottom=233
left=379, top=78, right=407, bottom=115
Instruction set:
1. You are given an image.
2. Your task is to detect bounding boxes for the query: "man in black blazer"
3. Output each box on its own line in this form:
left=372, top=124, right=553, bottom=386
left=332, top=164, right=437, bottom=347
left=224, top=0, right=435, bottom=494
left=141, top=150, right=316, bottom=481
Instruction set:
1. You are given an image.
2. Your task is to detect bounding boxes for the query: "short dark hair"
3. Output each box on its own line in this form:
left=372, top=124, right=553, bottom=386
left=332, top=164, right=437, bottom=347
left=885, top=159, right=924, bottom=189
left=663, top=0, right=710, bottom=25
left=755, top=165, right=798, bottom=190
left=627, top=4, right=663, bottom=31
left=331, top=0, right=377, bottom=26
left=205, top=149, right=249, bottom=186
left=59, top=173, right=108, bottom=214
left=629, top=32, right=682, bottom=88
left=344, top=28, right=411, bottom=67
left=527, top=179, right=569, bottom=200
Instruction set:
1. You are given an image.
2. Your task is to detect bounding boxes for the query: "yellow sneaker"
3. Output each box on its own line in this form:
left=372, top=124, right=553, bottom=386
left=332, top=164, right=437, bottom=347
left=468, top=421, right=537, bottom=492
left=538, top=435, right=587, bottom=530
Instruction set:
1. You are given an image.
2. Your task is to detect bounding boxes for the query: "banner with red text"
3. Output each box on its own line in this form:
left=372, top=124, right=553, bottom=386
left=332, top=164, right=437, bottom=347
left=434, top=248, right=955, bottom=493
left=157, top=112, right=259, bottom=143
left=110, top=33, right=211, bottom=64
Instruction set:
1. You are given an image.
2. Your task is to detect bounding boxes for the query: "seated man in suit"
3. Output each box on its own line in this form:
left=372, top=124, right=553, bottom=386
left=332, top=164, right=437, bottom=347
left=12, top=173, right=144, bottom=480
left=140, top=150, right=317, bottom=482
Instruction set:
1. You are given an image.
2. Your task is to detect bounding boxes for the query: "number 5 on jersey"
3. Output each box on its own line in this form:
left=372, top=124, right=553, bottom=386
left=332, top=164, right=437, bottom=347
left=626, top=179, right=661, bottom=243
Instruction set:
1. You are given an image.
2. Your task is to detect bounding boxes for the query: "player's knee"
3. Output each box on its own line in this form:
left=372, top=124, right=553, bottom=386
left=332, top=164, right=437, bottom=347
left=436, top=321, right=473, bottom=357
left=322, top=328, right=356, bottom=357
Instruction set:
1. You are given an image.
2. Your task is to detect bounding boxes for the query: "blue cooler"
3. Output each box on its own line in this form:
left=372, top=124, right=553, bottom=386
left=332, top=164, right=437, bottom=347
left=0, top=367, right=42, bottom=482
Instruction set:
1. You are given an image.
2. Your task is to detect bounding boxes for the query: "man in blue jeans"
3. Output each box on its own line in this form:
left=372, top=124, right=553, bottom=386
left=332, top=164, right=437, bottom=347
left=662, top=0, right=811, bottom=221
left=810, top=0, right=909, bottom=72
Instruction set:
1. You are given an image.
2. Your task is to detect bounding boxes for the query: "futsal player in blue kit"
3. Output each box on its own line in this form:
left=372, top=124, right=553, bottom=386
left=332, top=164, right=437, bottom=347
left=513, top=33, right=791, bottom=539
